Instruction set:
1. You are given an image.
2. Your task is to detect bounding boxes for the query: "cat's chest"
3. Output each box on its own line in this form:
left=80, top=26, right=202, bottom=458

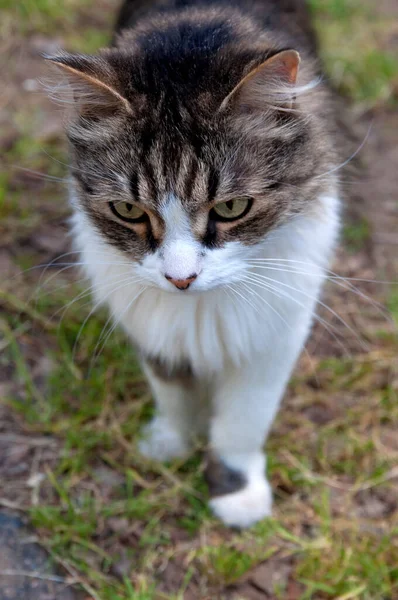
left=109, top=284, right=265, bottom=373
left=95, top=272, right=313, bottom=374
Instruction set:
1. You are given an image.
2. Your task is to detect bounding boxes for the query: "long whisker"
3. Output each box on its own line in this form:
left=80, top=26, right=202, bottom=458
left=29, top=251, right=132, bottom=304
left=238, top=280, right=295, bottom=336
left=247, top=261, right=393, bottom=325
left=314, top=120, right=373, bottom=180
left=225, top=284, right=244, bottom=310
left=88, top=285, right=146, bottom=373
left=241, top=274, right=353, bottom=357
left=242, top=272, right=366, bottom=352
left=10, top=165, right=68, bottom=184
left=90, top=283, right=141, bottom=360
left=2, top=250, right=130, bottom=285
left=68, top=278, right=144, bottom=364
left=40, top=147, right=118, bottom=182
left=242, top=274, right=346, bottom=342
left=32, top=259, right=131, bottom=301
left=228, top=282, right=265, bottom=319
left=234, top=280, right=320, bottom=378
left=25, top=249, right=129, bottom=292
left=38, top=279, right=133, bottom=328
left=52, top=274, right=138, bottom=330
left=248, top=258, right=398, bottom=285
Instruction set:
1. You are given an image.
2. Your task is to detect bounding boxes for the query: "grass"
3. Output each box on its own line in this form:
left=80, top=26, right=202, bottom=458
left=343, top=219, right=371, bottom=253
left=1, top=0, right=109, bottom=45
left=308, top=0, right=398, bottom=106
left=0, top=0, right=397, bottom=598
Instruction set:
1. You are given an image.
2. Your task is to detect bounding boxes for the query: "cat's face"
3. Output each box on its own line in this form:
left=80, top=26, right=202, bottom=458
left=71, top=122, right=314, bottom=293
left=52, top=39, right=333, bottom=293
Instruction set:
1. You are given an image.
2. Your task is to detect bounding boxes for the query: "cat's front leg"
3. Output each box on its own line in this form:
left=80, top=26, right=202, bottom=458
left=207, top=335, right=306, bottom=528
left=138, top=361, right=207, bottom=461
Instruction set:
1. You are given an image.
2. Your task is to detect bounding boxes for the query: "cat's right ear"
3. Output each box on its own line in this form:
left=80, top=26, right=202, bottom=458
left=219, top=49, right=301, bottom=114
left=44, top=52, right=134, bottom=117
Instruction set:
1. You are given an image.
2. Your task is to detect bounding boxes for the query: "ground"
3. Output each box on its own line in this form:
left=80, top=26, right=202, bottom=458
left=0, top=1, right=397, bottom=599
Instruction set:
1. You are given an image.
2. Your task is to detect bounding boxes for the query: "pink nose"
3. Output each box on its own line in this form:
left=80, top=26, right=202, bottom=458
left=165, top=273, right=197, bottom=290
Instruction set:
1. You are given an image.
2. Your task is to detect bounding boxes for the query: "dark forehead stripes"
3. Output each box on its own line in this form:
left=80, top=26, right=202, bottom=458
left=207, top=167, right=219, bottom=203
left=129, top=171, right=140, bottom=200
left=129, top=151, right=218, bottom=207
left=183, top=155, right=200, bottom=200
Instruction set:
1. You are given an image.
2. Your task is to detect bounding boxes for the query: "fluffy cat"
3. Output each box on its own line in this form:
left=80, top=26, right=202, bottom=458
left=48, top=0, right=340, bottom=527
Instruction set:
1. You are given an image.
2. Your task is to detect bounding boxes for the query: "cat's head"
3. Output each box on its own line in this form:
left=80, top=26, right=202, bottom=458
left=47, top=14, right=335, bottom=293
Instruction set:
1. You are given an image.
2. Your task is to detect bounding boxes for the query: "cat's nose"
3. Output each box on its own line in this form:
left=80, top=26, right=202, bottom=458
left=165, top=273, right=197, bottom=290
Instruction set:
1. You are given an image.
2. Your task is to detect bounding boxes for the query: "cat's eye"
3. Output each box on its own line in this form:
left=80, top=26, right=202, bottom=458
left=210, top=197, right=252, bottom=222
left=109, top=201, right=147, bottom=223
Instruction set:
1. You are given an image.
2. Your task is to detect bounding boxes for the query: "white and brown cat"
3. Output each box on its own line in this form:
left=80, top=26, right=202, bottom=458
left=47, top=0, right=340, bottom=527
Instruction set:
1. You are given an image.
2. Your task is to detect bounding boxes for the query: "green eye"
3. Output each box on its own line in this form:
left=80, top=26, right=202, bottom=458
left=110, top=201, right=147, bottom=223
left=211, top=197, right=252, bottom=222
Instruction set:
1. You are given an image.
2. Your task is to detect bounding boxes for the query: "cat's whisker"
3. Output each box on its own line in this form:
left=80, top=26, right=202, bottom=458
left=236, top=279, right=320, bottom=377
left=53, top=277, right=131, bottom=332
left=12, top=249, right=130, bottom=278
left=33, top=274, right=100, bottom=303
left=53, top=274, right=138, bottom=328
left=3, top=251, right=85, bottom=285
left=30, top=259, right=132, bottom=313
left=247, top=257, right=397, bottom=288
left=40, top=147, right=118, bottom=183
left=31, top=249, right=126, bottom=291
left=241, top=272, right=365, bottom=353
left=226, top=282, right=264, bottom=319
left=70, top=277, right=144, bottom=361
left=232, top=279, right=321, bottom=381
left=240, top=274, right=353, bottom=357
left=10, top=165, right=69, bottom=184
left=286, top=270, right=388, bottom=321
left=245, top=270, right=366, bottom=348
left=246, top=260, right=394, bottom=325
left=35, top=248, right=131, bottom=273
left=248, top=258, right=398, bottom=296
left=314, top=121, right=373, bottom=180
left=224, top=285, right=244, bottom=313
left=237, top=280, right=293, bottom=337
left=88, top=285, right=146, bottom=372
left=31, top=264, right=89, bottom=313
left=33, top=259, right=131, bottom=296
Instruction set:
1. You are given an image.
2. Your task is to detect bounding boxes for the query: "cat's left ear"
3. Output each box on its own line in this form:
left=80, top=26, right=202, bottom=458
left=45, top=52, right=134, bottom=116
left=220, top=49, right=301, bottom=113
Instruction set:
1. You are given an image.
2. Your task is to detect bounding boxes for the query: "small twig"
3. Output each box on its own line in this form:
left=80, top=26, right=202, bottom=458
left=0, top=289, right=56, bottom=331
left=336, top=585, right=367, bottom=600
left=0, top=433, right=57, bottom=447
left=0, top=498, right=28, bottom=511
left=50, top=557, right=102, bottom=600
left=0, top=570, right=65, bottom=583
left=155, top=462, right=205, bottom=499
left=280, top=450, right=352, bottom=491
left=372, top=433, right=398, bottom=459
left=281, top=450, right=398, bottom=493
left=353, top=466, right=398, bottom=492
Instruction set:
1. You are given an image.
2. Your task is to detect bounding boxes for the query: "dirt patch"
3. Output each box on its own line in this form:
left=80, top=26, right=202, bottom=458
left=0, top=512, right=81, bottom=600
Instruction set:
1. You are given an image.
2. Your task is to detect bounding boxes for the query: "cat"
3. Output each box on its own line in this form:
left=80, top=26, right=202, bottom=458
left=47, top=0, right=341, bottom=528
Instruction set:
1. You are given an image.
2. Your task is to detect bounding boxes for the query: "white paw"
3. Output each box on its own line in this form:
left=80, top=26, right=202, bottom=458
left=209, top=479, right=273, bottom=528
left=138, top=417, right=189, bottom=461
